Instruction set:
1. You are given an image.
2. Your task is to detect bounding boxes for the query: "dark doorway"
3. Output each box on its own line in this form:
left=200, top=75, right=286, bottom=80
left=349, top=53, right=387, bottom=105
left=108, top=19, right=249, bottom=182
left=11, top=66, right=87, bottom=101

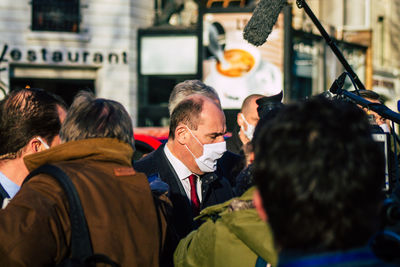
left=10, top=78, right=95, bottom=106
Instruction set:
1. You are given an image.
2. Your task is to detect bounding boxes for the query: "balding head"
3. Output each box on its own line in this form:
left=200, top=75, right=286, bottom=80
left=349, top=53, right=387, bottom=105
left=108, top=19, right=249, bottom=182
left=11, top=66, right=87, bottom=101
left=237, top=94, right=264, bottom=143
left=168, top=80, right=221, bottom=115
left=241, top=94, right=264, bottom=114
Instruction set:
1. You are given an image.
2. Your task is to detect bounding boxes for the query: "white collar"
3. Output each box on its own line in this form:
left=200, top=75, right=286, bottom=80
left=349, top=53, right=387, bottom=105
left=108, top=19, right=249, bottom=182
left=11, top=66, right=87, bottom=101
left=164, top=144, right=193, bottom=181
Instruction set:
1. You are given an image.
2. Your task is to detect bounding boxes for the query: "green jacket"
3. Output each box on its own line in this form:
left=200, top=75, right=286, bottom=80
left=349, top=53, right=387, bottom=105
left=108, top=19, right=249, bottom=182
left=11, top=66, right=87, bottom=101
left=174, top=187, right=278, bottom=267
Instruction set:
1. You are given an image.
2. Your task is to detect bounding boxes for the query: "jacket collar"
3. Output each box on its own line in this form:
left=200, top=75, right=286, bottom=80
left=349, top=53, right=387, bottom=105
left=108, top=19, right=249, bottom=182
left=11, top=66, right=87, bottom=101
left=24, top=138, right=134, bottom=171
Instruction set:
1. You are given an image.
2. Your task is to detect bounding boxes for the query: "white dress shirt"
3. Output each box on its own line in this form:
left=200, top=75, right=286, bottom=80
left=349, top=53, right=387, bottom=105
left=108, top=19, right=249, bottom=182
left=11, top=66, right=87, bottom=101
left=164, top=144, right=202, bottom=202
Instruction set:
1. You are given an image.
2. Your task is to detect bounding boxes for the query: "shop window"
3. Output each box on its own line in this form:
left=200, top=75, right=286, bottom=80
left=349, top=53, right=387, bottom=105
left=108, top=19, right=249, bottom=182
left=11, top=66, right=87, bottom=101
left=31, top=0, right=80, bottom=32
left=344, top=0, right=370, bottom=30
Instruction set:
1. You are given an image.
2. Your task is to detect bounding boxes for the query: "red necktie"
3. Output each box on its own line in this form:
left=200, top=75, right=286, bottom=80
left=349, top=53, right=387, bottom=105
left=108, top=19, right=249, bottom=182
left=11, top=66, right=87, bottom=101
left=188, top=174, right=200, bottom=216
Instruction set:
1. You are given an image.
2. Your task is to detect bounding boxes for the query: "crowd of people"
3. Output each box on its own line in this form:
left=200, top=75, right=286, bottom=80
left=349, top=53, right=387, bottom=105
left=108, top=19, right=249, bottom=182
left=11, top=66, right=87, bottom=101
left=0, top=80, right=399, bottom=266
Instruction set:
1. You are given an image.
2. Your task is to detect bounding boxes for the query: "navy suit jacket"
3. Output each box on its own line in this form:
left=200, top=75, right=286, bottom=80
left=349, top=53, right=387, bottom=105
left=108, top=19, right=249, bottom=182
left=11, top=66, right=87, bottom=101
left=134, top=144, right=234, bottom=240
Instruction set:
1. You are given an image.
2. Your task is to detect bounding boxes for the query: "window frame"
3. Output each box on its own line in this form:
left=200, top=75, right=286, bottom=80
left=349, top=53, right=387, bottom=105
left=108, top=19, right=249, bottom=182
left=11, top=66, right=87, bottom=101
left=31, top=0, right=81, bottom=33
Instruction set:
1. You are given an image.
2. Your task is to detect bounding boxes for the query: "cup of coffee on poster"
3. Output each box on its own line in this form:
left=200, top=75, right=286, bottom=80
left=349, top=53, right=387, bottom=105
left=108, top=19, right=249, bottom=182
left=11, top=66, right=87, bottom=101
left=205, top=42, right=263, bottom=108
left=216, top=43, right=261, bottom=78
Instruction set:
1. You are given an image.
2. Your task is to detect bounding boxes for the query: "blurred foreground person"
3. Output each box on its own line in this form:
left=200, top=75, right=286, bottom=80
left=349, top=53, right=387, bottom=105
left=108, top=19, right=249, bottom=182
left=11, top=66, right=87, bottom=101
left=0, top=88, right=67, bottom=206
left=253, top=97, right=396, bottom=266
left=0, top=92, right=163, bottom=266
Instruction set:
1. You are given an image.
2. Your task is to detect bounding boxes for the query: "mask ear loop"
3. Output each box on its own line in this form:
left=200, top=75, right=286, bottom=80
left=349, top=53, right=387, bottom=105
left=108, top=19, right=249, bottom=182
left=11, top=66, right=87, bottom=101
left=36, top=136, right=50, bottom=149
left=184, top=144, right=197, bottom=159
left=184, top=125, right=203, bottom=160
left=240, top=113, right=250, bottom=128
left=185, top=125, right=203, bottom=146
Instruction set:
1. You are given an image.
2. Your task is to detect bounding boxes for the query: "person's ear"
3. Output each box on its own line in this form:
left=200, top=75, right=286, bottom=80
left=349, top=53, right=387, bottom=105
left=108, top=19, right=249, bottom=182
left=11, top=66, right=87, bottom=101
left=253, top=189, right=268, bottom=222
left=28, top=138, right=42, bottom=153
left=175, top=124, right=190, bottom=145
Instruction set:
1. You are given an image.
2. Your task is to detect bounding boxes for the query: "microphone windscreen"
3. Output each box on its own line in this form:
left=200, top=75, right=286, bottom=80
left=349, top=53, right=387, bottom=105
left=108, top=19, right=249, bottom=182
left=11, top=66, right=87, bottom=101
left=243, top=0, right=286, bottom=47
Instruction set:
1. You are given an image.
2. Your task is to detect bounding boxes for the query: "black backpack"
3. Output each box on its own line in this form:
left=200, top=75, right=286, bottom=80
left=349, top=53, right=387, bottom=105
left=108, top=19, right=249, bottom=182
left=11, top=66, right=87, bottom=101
left=24, top=164, right=119, bottom=267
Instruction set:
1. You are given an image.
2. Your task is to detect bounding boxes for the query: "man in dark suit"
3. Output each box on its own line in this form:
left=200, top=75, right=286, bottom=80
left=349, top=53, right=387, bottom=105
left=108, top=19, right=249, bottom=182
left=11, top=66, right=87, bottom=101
left=134, top=94, right=234, bottom=240
left=167, top=79, right=242, bottom=187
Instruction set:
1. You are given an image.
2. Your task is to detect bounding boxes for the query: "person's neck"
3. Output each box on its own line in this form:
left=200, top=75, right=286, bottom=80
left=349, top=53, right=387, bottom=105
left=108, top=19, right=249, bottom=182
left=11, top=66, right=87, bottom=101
left=167, top=140, right=187, bottom=163
left=0, top=157, right=29, bottom=186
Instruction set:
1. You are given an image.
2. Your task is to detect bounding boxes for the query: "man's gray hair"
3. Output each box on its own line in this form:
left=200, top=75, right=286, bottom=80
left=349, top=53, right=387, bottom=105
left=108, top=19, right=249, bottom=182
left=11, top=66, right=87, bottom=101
left=168, top=80, right=221, bottom=115
left=60, top=91, right=134, bottom=147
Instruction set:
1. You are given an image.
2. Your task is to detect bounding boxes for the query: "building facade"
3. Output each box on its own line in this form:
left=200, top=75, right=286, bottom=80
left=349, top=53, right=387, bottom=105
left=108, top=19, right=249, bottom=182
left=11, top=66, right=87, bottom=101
left=0, top=0, right=153, bottom=125
left=292, top=0, right=400, bottom=110
left=2, top=0, right=399, bottom=127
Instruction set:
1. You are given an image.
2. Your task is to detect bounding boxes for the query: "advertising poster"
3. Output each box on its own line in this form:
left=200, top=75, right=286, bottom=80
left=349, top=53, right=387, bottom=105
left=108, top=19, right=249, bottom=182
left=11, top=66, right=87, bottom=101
left=203, top=12, right=284, bottom=109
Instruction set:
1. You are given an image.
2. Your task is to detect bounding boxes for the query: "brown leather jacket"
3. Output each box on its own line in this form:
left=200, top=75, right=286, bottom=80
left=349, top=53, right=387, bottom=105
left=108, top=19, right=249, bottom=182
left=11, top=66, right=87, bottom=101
left=0, top=138, right=163, bottom=266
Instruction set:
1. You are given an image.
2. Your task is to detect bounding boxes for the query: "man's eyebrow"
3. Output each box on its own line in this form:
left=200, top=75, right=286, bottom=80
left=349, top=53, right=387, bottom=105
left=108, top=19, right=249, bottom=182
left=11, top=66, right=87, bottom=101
left=207, top=131, right=227, bottom=138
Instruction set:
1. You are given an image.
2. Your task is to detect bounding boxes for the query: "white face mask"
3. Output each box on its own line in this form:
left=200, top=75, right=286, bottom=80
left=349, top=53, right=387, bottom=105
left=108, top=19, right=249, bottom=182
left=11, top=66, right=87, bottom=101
left=36, top=136, right=50, bottom=150
left=240, top=113, right=256, bottom=141
left=184, top=126, right=226, bottom=173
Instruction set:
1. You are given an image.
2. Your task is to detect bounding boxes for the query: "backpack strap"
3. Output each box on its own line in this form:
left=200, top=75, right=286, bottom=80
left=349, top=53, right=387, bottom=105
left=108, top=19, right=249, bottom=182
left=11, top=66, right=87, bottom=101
left=0, top=183, right=10, bottom=204
left=24, top=164, right=93, bottom=262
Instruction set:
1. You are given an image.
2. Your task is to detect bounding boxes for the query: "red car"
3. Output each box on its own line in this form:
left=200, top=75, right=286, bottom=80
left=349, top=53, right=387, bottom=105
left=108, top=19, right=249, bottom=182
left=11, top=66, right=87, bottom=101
left=133, top=127, right=168, bottom=160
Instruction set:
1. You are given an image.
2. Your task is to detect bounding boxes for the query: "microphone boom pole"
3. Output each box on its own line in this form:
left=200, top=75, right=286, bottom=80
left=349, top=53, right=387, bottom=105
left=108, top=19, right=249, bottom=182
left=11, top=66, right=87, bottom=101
left=330, top=85, right=400, bottom=124
left=296, top=0, right=365, bottom=90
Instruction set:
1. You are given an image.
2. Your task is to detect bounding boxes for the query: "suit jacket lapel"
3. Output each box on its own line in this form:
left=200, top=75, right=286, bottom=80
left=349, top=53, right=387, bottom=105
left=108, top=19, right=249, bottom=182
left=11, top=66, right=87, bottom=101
left=155, top=145, right=187, bottom=198
left=155, top=145, right=196, bottom=236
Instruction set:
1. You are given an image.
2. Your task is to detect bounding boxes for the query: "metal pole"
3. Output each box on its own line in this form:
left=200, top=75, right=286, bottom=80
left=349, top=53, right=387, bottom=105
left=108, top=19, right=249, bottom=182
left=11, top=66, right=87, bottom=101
left=296, top=0, right=366, bottom=90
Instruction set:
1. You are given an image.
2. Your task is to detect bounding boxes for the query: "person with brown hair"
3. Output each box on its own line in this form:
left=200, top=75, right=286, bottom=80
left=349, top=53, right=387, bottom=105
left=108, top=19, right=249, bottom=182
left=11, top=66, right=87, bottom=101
left=0, top=88, right=67, bottom=206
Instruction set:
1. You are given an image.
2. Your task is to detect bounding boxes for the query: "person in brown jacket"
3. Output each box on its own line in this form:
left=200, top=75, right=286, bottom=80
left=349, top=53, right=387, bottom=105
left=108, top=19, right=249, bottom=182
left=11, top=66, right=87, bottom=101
left=0, top=91, right=164, bottom=266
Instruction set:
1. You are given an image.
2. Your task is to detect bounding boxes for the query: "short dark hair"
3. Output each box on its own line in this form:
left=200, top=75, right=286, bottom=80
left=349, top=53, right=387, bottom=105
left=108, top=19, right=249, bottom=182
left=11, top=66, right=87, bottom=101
left=357, top=89, right=382, bottom=103
left=0, top=88, right=67, bottom=159
left=169, top=97, right=203, bottom=139
left=254, top=96, right=385, bottom=251
left=60, top=91, right=134, bottom=147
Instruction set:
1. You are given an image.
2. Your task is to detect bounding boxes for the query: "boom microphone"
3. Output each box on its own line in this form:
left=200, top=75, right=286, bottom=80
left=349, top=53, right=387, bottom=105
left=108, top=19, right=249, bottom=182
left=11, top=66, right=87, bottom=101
left=330, top=86, right=400, bottom=124
left=243, top=0, right=286, bottom=46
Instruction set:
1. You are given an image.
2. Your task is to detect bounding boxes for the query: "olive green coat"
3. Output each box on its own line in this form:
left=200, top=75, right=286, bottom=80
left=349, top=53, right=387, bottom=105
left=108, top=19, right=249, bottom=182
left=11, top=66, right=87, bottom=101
left=174, top=187, right=278, bottom=267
